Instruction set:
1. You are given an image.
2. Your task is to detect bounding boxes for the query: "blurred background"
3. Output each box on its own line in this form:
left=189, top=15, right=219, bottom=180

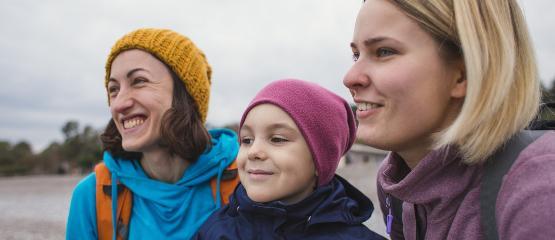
left=0, top=0, right=554, bottom=239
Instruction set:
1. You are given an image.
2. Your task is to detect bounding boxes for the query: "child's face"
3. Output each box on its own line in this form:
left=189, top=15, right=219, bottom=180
left=238, top=104, right=317, bottom=205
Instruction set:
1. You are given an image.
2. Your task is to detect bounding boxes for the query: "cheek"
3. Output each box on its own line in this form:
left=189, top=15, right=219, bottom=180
left=236, top=148, right=248, bottom=169
left=109, top=103, right=118, bottom=118
left=152, top=94, right=173, bottom=113
left=374, top=73, right=414, bottom=114
left=280, top=150, right=314, bottom=180
left=376, top=61, right=442, bottom=110
left=161, top=95, right=173, bottom=111
left=138, top=88, right=173, bottom=112
left=236, top=148, right=249, bottom=179
left=373, top=60, right=413, bottom=92
left=380, top=61, right=455, bottom=133
left=156, top=86, right=174, bottom=109
left=109, top=109, right=123, bottom=130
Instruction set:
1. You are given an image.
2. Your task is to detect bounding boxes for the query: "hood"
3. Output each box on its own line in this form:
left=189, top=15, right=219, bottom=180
left=102, top=128, right=238, bottom=240
left=103, top=128, right=238, bottom=199
left=378, top=146, right=478, bottom=205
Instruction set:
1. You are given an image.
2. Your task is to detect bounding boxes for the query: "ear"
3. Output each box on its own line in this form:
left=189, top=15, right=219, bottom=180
left=450, top=61, right=467, bottom=98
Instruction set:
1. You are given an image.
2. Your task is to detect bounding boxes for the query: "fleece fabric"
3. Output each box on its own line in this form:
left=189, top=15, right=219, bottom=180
left=66, top=129, right=238, bottom=240
left=378, top=131, right=555, bottom=240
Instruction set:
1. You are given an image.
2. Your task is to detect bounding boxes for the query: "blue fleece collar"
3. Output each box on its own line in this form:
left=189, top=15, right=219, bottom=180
left=104, top=128, right=238, bottom=239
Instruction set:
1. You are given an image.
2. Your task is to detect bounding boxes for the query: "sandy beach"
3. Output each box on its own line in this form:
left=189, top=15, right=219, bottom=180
left=0, top=160, right=387, bottom=239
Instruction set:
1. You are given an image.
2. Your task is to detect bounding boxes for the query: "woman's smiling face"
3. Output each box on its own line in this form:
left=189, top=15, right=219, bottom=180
left=343, top=0, right=466, bottom=162
left=107, top=49, right=174, bottom=153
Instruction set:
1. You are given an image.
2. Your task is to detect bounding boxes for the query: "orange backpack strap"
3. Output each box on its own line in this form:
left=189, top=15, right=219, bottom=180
left=210, top=160, right=239, bottom=205
left=95, top=163, right=133, bottom=240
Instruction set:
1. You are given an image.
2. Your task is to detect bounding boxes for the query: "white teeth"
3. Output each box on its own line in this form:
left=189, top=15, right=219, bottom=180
left=123, top=117, right=145, bottom=129
left=356, top=102, right=382, bottom=111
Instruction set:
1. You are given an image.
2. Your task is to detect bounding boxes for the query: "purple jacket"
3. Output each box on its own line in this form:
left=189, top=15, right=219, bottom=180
left=377, top=131, right=555, bottom=240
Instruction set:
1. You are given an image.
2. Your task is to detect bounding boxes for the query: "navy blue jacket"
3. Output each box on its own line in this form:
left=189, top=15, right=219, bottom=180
left=194, top=175, right=386, bottom=240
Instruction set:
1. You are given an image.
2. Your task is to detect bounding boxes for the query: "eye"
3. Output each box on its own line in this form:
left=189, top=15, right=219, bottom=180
left=240, top=137, right=253, bottom=145
left=133, top=77, right=148, bottom=85
left=352, top=52, right=360, bottom=62
left=376, top=48, right=396, bottom=57
left=270, top=136, right=288, bottom=143
left=108, top=85, right=119, bottom=97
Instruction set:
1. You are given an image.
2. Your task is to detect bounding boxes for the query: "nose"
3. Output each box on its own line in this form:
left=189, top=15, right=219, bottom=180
left=343, top=61, right=371, bottom=95
left=247, top=140, right=267, bottom=161
left=110, top=87, right=134, bottom=114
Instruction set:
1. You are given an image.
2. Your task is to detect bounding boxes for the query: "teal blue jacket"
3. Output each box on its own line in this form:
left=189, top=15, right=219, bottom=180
left=66, top=129, right=239, bottom=240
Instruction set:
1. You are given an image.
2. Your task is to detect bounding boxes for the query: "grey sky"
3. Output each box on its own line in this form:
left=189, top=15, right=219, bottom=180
left=0, top=0, right=553, bottom=152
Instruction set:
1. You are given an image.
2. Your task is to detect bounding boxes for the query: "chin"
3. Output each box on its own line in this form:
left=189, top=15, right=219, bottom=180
left=245, top=189, right=275, bottom=203
left=357, top=126, right=378, bottom=142
left=121, top=141, right=142, bottom=152
left=359, top=134, right=388, bottom=148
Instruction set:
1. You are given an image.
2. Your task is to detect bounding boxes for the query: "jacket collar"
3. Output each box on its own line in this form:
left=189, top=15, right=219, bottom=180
left=379, top=146, right=481, bottom=205
left=228, top=175, right=374, bottom=230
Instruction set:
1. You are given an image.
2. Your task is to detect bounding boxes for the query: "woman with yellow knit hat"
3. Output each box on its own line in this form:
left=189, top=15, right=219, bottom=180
left=66, top=28, right=239, bottom=240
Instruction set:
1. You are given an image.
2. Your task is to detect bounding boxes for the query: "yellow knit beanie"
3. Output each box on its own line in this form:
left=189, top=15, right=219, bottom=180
left=105, top=28, right=212, bottom=123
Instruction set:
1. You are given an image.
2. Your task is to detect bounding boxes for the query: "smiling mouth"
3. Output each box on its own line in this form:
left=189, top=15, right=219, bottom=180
left=356, top=102, right=384, bottom=111
left=247, top=169, right=274, bottom=175
left=122, top=116, right=146, bottom=129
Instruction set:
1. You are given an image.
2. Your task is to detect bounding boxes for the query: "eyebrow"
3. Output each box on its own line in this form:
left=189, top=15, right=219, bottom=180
left=240, top=125, right=252, bottom=133
left=267, top=123, right=296, bottom=132
left=108, top=68, right=149, bottom=82
left=350, top=36, right=392, bottom=49
left=240, top=122, right=296, bottom=133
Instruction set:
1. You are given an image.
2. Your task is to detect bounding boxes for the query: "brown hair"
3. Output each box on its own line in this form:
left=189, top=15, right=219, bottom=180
left=100, top=61, right=211, bottom=162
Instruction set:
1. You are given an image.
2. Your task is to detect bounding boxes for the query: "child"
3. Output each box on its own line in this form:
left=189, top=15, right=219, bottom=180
left=195, top=79, right=385, bottom=239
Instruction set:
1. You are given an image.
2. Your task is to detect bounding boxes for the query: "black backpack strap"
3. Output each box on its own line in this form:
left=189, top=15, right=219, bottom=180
left=480, top=130, right=547, bottom=240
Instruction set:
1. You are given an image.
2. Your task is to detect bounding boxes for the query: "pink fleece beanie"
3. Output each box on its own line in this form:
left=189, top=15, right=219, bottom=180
left=239, top=79, right=357, bottom=186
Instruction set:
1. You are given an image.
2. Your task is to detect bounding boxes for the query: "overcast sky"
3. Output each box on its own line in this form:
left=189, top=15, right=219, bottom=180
left=1, top=0, right=554, bottom=152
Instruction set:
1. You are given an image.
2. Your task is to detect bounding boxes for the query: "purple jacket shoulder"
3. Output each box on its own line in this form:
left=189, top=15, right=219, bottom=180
left=377, top=131, right=555, bottom=240
left=497, top=131, right=555, bottom=239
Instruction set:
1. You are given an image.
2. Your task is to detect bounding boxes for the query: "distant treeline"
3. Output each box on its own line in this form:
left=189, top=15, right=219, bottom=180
left=0, top=121, right=102, bottom=176
left=1, top=80, right=554, bottom=177
left=0, top=120, right=240, bottom=177
left=540, top=80, right=555, bottom=121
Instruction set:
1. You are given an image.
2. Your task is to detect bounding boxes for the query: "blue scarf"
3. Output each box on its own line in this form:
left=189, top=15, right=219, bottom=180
left=103, top=128, right=238, bottom=239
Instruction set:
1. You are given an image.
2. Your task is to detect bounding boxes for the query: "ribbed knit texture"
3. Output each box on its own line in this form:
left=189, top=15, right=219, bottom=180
left=105, top=28, right=212, bottom=123
left=240, top=79, right=357, bottom=186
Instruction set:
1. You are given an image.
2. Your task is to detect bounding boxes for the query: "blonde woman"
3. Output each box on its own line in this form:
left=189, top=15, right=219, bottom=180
left=343, top=0, right=555, bottom=239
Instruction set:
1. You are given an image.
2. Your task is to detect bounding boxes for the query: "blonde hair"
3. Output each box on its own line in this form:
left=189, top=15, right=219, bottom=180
left=390, top=0, right=541, bottom=164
